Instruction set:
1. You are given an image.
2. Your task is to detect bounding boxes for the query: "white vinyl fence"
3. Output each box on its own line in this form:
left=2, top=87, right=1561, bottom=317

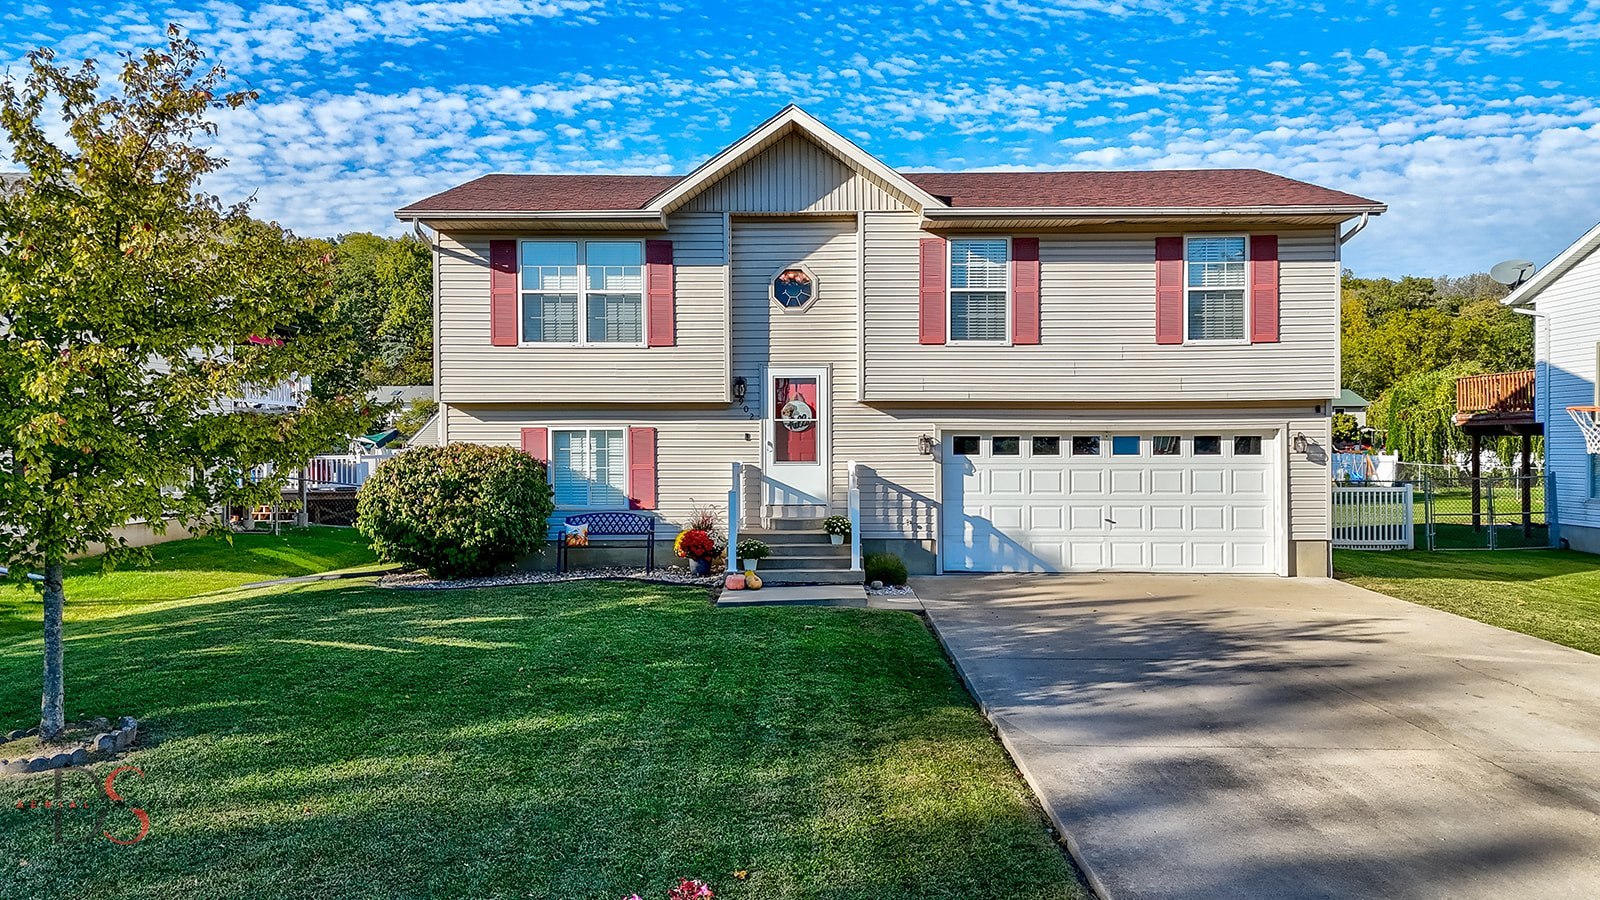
left=1332, top=484, right=1415, bottom=550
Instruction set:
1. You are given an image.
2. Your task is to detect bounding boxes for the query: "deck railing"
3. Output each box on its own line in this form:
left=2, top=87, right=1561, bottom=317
left=1456, top=369, right=1535, bottom=416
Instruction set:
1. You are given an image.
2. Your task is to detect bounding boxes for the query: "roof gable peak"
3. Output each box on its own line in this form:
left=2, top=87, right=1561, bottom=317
left=645, top=105, right=944, bottom=214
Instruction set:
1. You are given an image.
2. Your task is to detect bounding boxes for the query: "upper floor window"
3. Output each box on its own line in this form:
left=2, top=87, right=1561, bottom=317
left=520, top=241, right=643, bottom=345
left=1185, top=236, right=1247, bottom=343
left=949, top=238, right=1009, bottom=343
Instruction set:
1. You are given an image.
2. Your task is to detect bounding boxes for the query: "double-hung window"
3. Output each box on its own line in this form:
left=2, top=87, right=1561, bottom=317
left=552, top=428, right=627, bottom=508
left=949, top=238, right=1009, bottom=343
left=1185, top=236, right=1248, bottom=342
left=520, top=241, right=644, bottom=345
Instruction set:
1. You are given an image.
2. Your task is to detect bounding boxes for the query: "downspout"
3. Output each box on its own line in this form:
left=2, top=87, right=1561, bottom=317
left=1337, top=212, right=1370, bottom=245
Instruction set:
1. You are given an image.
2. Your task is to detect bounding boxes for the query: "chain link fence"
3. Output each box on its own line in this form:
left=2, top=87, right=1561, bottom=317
left=1343, top=461, right=1549, bottom=551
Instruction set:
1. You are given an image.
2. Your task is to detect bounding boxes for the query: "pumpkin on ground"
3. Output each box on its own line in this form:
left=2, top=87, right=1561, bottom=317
left=724, top=574, right=746, bottom=590
left=745, top=571, right=763, bottom=590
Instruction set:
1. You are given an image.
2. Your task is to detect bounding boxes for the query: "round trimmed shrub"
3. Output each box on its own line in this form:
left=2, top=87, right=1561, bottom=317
left=864, top=552, right=909, bottom=586
left=356, top=443, right=555, bottom=578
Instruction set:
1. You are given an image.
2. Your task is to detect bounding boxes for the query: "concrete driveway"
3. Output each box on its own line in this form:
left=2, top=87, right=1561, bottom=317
left=918, top=574, right=1600, bottom=900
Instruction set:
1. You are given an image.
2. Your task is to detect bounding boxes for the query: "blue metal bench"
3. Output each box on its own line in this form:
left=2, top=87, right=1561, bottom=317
left=556, top=511, right=657, bottom=572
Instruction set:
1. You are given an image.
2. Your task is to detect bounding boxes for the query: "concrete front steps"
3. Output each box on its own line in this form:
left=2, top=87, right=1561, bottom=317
left=737, top=527, right=860, bottom=586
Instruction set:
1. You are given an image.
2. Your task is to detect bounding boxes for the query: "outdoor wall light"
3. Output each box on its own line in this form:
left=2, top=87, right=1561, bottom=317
left=1292, top=432, right=1308, bottom=454
left=731, top=377, right=747, bottom=403
left=918, top=434, right=936, bottom=456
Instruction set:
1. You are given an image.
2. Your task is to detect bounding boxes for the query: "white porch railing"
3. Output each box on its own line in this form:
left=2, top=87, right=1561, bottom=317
left=1332, top=484, right=1415, bottom=550
left=726, top=461, right=742, bottom=575
left=847, top=459, right=862, bottom=571
left=223, top=377, right=309, bottom=412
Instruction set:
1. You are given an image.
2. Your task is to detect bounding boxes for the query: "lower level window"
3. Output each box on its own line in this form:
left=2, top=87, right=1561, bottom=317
left=553, top=429, right=626, bottom=508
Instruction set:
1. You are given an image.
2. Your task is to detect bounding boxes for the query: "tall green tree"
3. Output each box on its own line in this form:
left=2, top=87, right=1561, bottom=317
left=329, top=233, right=432, bottom=386
left=0, top=30, right=369, bottom=738
left=1342, top=271, right=1532, bottom=408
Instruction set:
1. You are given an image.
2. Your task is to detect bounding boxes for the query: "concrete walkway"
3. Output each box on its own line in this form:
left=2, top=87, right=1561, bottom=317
left=918, top=574, right=1600, bottom=900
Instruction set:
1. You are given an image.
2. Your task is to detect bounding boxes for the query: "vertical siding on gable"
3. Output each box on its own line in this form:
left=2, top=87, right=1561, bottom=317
left=1532, top=243, right=1600, bottom=532
left=682, top=133, right=913, bottom=214
left=861, top=216, right=1341, bottom=401
left=434, top=214, right=727, bottom=404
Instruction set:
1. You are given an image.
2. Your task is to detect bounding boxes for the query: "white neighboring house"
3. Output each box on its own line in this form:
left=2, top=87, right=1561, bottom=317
left=1503, top=221, right=1600, bottom=552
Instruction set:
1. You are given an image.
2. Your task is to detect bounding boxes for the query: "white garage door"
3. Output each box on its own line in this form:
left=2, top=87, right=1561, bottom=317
left=941, top=432, right=1279, bottom=574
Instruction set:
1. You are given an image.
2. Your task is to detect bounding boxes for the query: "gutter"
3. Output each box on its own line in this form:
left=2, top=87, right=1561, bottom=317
left=392, top=209, right=666, bottom=224
left=921, top=203, right=1387, bottom=219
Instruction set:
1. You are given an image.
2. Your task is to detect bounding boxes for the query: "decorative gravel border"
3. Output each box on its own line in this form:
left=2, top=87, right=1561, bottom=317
left=380, top=567, right=724, bottom=591
left=0, top=717, right=139, bottom=775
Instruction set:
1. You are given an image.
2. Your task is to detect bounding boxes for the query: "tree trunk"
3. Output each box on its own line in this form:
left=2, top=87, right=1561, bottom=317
left=40, top=561, right=66, bottom=740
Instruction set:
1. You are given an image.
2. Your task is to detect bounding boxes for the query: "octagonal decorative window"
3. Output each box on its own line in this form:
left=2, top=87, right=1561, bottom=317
left=770, top=264, right=818, bottom=312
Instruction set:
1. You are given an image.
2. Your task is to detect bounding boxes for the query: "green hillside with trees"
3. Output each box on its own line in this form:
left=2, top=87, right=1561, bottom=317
left=1342, top=271, right=1533, bottom=463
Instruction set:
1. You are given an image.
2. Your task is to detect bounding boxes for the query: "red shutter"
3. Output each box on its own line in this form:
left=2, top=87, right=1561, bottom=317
left=919, top=236, right=947, bottom=345
left=490, top=240, right=518, bottom=347
left=1155, top=236, right=1184, bottom=345
left=1250, top=234, right=1280, bottom=343
left=645, top=240, right=675, bottom=347
left=627, top=426, right=657, bottom=510
left=1012, top=237, right=1041, bottom=345
left=520, top=427, right=548, bottom=463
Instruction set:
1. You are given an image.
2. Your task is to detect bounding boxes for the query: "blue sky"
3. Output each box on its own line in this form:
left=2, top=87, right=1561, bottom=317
left=3, top=0, right=1599, bottom=276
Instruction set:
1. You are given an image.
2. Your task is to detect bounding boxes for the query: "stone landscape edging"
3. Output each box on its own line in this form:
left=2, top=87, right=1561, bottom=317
left=0, top=716, right=139, bottom=775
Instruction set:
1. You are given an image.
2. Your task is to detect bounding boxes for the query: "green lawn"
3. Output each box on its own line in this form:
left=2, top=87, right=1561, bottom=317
left=1334, top=549, right=1600, bottom=655
left=0, top=528, right=380, bottom=644
left=0, top=534, right=1082, bottom=899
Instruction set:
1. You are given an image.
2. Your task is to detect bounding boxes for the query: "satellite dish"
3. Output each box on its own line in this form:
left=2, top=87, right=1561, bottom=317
left=1490, top=259, right=1537, bottom=287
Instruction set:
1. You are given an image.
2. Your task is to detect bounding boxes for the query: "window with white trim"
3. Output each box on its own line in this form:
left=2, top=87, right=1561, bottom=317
left=552, top=428, right=627, bottom=508
left=1185, top=236, right=1248, bottom=342
left=520, top=241, right=643, bottom=345
left=949, top=238, right=1009, bottom=343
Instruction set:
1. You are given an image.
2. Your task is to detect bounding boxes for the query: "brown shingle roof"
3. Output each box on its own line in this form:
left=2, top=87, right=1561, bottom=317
left=904, top=169, right=1380, bottom=209
left=397, top=168, right=1380, bottom=214
left=398, top=174, right=680, bottom=213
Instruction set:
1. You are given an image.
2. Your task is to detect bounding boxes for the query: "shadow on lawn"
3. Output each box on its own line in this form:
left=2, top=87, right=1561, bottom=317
left=0, top=579, right=1085, bottom=900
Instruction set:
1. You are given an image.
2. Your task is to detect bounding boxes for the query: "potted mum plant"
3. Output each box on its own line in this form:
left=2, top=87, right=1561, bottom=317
left=675, top=529, right=719, bottom=576
left=822, top=515, right=851, bottom=545
left=736, top=538, right=770, bottom=571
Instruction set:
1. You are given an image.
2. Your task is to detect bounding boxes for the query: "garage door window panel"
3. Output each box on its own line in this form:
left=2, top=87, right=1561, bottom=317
left=1234, top=436, right=1263, bottom=455
left=1072, top=436, right=1102, bottom=456
left=992, top=436, right=1021, bottom=456
left=1112, top=436, right=1140, bottom=456
left=1153, top=436, right=1182, bottom=456
left=953, top=435, right=981, bottom=456
left=1032, top=436, right=1061, bottom=456
left=1194, top=436, right=1222, bottom=455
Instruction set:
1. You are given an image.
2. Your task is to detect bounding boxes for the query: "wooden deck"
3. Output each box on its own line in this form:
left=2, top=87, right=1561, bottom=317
left=1455, top=369, right=1541, bottom=434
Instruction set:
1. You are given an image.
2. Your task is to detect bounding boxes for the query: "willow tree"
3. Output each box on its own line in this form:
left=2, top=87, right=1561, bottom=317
left=1369, top=362, right=1535, bottom=467
left=0, top=30, right=369, bottom=738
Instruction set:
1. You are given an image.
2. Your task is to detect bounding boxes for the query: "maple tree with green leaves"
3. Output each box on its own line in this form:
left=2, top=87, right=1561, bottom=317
left=0, top=29, right=369, bottom=738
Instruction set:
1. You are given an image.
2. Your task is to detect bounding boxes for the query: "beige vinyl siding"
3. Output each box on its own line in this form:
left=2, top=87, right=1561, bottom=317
left=682, top=133, right=912, bottom=214
left=446, top=403, right=1331, bottom=544
left=861, top=213, right=1341, bottom=402
left=434, top=213, right=727, bottom=405
left=731, top=217, right=861, bottom=511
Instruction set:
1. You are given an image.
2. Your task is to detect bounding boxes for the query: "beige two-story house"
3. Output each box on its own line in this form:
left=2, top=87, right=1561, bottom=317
left=398, top=106, right=1384, bottom=577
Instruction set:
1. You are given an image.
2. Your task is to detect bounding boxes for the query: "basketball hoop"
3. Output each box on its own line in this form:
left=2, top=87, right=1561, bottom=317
left=1568, top=406, right=1600, bottom=454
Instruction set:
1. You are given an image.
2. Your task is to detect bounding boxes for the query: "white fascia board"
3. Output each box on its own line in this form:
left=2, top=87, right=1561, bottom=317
left=1502, top=220, right=1600, bottom=308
